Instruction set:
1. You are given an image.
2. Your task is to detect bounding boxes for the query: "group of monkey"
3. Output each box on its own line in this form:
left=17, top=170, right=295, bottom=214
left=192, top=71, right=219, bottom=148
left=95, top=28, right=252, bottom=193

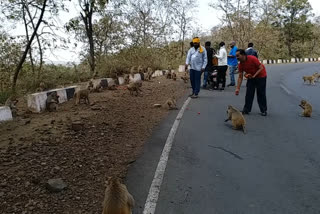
left=4, top=65, right=189, bottom=116
left=224, top=98, right=313, bottom=135
left=302, top=72, right=320, bottom=85
left=225, top=100, right=313, bottom=135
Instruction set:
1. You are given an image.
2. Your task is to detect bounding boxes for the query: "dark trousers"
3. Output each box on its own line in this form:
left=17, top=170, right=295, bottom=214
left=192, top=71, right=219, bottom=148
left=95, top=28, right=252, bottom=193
left=217, top=65, right=228, bottom=88
left=190, top=69, right=202, bottom=95
left=243, top=77, right=267, bottom=113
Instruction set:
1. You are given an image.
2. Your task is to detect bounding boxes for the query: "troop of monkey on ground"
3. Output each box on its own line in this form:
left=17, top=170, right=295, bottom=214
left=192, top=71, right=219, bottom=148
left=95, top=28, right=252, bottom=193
left=14, top=65, right=184, bottom=114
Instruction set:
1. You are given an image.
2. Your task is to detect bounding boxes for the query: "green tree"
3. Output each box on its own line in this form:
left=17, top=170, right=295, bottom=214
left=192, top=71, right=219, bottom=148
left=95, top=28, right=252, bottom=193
left=272, top=0, right=314, bottom=57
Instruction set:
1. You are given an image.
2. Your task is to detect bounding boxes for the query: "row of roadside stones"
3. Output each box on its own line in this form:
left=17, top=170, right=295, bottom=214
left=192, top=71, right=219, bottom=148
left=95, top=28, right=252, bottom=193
left=262, top=58, right=320, bottom=64
left=0, top=70, right=171, bottom=122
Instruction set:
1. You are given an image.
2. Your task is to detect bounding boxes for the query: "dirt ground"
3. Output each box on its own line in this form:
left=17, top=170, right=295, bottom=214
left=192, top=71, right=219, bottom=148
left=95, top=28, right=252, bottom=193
left=0, top=75, right=189, bottom=214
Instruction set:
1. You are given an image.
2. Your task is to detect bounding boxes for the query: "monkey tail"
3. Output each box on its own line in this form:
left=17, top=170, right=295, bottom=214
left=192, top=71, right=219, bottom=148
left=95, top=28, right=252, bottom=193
left=242, top=125, right=247, bottom=134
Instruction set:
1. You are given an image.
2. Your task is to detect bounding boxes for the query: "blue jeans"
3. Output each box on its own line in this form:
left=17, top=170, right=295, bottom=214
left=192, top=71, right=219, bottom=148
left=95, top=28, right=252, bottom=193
left=229, top=65, right=237, bottom=85
left=202, top=69, right=209, bottom=87
left=190, top=69, right=201, bottom=95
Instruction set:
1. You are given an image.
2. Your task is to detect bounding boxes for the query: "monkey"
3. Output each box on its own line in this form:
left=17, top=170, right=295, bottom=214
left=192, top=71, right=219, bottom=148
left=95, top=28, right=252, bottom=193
left=5, top=96, right=19, bottom=117
left=181, top=72, right=189, bottom=83
left=88, top=79, right=94, bottom=91
left=225, top=105, right=246, bottom=134
left=172, top=72, right=177, bottom=81
left=299, top=100, right=312, bottom=117
left=102, top=177, right=135, bottom=214
left=124, top=74, right=130, bottom=84
left=36, top=82, right=46, bottom=92
left=153, top=96, right=178, bottom=110
left=107, top=85, right=117, bottom=90
left=46, top=91, right=60, bottom=112
left=130, top=66, right=137, bottom=76
left=91, top=81, right=103, bottom=93
left=74, top=88, right=90, bottom=105
left=145, top=67, right=154, bottom=81
left=166, top=70, right=172, bottom=79
left=127, top=81, right=142, bottom=96
left=302, top=75, right=315, bottom=85
left=313, top=72, right=320, bottom=82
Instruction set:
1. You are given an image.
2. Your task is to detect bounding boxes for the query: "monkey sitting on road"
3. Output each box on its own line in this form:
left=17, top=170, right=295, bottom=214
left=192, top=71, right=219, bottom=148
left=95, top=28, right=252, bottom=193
left=302, top=75, right=315, bottom=85
left=299, top=100, right=312, bottom=117
left=127, top=81, right=142, bottom=96
left=102, top=177, right=135, bottom=214
left=181, top=72, right=189, bottom=83
left=46, top=91, right=60, bottom=112
left=172, top=72, right=177, bottom=81
left=74, top=88, right=90, bottom=105
left=5, top=96, right=19, bottom=117
left=313, top=72, right=320, bottom=82
left=225, top=105, right=246, bottom=134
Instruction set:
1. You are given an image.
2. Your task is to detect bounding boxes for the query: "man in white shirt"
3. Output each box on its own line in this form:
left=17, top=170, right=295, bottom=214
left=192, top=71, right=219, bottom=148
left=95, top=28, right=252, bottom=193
left=215, top=42, right=228, bottom=90
left=185, top=37, right=207, bottom=98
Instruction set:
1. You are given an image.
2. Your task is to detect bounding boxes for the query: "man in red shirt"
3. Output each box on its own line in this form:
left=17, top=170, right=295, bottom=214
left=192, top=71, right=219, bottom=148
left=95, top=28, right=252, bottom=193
left=235, top=49, right=267, bottom=116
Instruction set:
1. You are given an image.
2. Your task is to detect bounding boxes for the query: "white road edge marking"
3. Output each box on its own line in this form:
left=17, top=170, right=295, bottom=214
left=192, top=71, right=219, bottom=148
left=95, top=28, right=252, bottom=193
left=143, top=97, right=191, bottom=214
left=280, top=84, right=292, bottom=95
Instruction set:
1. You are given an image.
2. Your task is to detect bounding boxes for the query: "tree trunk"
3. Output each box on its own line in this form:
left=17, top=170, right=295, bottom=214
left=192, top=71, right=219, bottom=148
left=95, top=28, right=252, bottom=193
left=22, top=4, right=36, bottom=84
left=12, top=0, right=47, bottom=92
left=81, top=3, right=96, bottom=77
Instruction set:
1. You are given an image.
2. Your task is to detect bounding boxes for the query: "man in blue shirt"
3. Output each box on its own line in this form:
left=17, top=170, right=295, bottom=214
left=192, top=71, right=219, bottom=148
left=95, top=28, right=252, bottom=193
left=185, top=37, right=207, bottom=98
left=227, top=41, right=238, bottom=87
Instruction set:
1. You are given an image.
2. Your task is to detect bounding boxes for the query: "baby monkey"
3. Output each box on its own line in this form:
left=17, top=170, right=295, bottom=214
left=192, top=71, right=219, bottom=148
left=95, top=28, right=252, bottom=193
left=153, top=96, right=178, bottom=110
left=299, top=100, right=312, bottom=117
left=46, top=91, right=60, bottom=112
left=225, top=105, right=246, bottom=134
left=102, top=177, right=134, bottom=214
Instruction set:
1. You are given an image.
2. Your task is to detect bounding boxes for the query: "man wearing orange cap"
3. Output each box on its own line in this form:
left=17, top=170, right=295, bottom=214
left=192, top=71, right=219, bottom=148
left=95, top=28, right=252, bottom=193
left=185, top=37, right=207, bottom=98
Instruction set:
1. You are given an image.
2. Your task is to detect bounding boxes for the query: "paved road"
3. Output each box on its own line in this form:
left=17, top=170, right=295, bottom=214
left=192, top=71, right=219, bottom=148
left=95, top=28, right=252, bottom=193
left=127, top=63, right=320, bottom=214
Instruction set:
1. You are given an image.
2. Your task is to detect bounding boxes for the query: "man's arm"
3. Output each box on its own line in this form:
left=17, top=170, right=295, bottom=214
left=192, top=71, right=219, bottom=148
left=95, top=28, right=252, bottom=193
left=228, top=47, right=237, bottom=58
left=235, top=72, right=243, bottom=95
left=252, top=63, right=264, bottom=78
left=185, top=49, right=191, bottom=70
left=202, top=48, right=208, bottom=71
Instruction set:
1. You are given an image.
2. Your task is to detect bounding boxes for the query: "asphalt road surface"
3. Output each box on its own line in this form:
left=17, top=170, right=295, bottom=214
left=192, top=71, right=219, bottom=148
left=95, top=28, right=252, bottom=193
left=126, top=63, right=320, bottom=214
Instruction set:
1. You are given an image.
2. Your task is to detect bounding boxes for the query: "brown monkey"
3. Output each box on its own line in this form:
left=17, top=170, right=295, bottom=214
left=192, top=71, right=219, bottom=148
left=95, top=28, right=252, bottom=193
left=225, top=105, right=246, bottom=134
left=172, top=72, right=177, bottom=81
left=166, top=70, right=172, bottom=79
left=46, top=91, right=60, bottom=112
left=299, top=100, right=312, bottom=117
left=127, top=82, right=142, bottom=96
left=302, top=75, right=315, bottom=85
left=145, top=67, right=154, bottom=81
left=36, top=82, right=46, bottom=92
left=124, top=74, right=130, bottom=84
left=130, top=66, right=137, bottom=75
left=153, top=96, right=178, bottom=110
left=181, top=72, right=189, bottom=83
left=102, top=177, right=134, bottom=214
left=107, top=85, right=117, bottom=90
left=5, top=96, right=19, bottom=117
left=313, top=72, right=320, bottom=82
left=74, top=89, right=90, bottom=105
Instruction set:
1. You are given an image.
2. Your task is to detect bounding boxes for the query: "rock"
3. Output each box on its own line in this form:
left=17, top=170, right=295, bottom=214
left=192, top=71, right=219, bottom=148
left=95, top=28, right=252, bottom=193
left=153, top=104, right=162, bottom=108
left=46, top=178, right=68, bottom=193
left=71, top=121, right=84, bottom=131
left=51, top=119, right=55, bottom=124
left=0, top=192, right=4, bottom=197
